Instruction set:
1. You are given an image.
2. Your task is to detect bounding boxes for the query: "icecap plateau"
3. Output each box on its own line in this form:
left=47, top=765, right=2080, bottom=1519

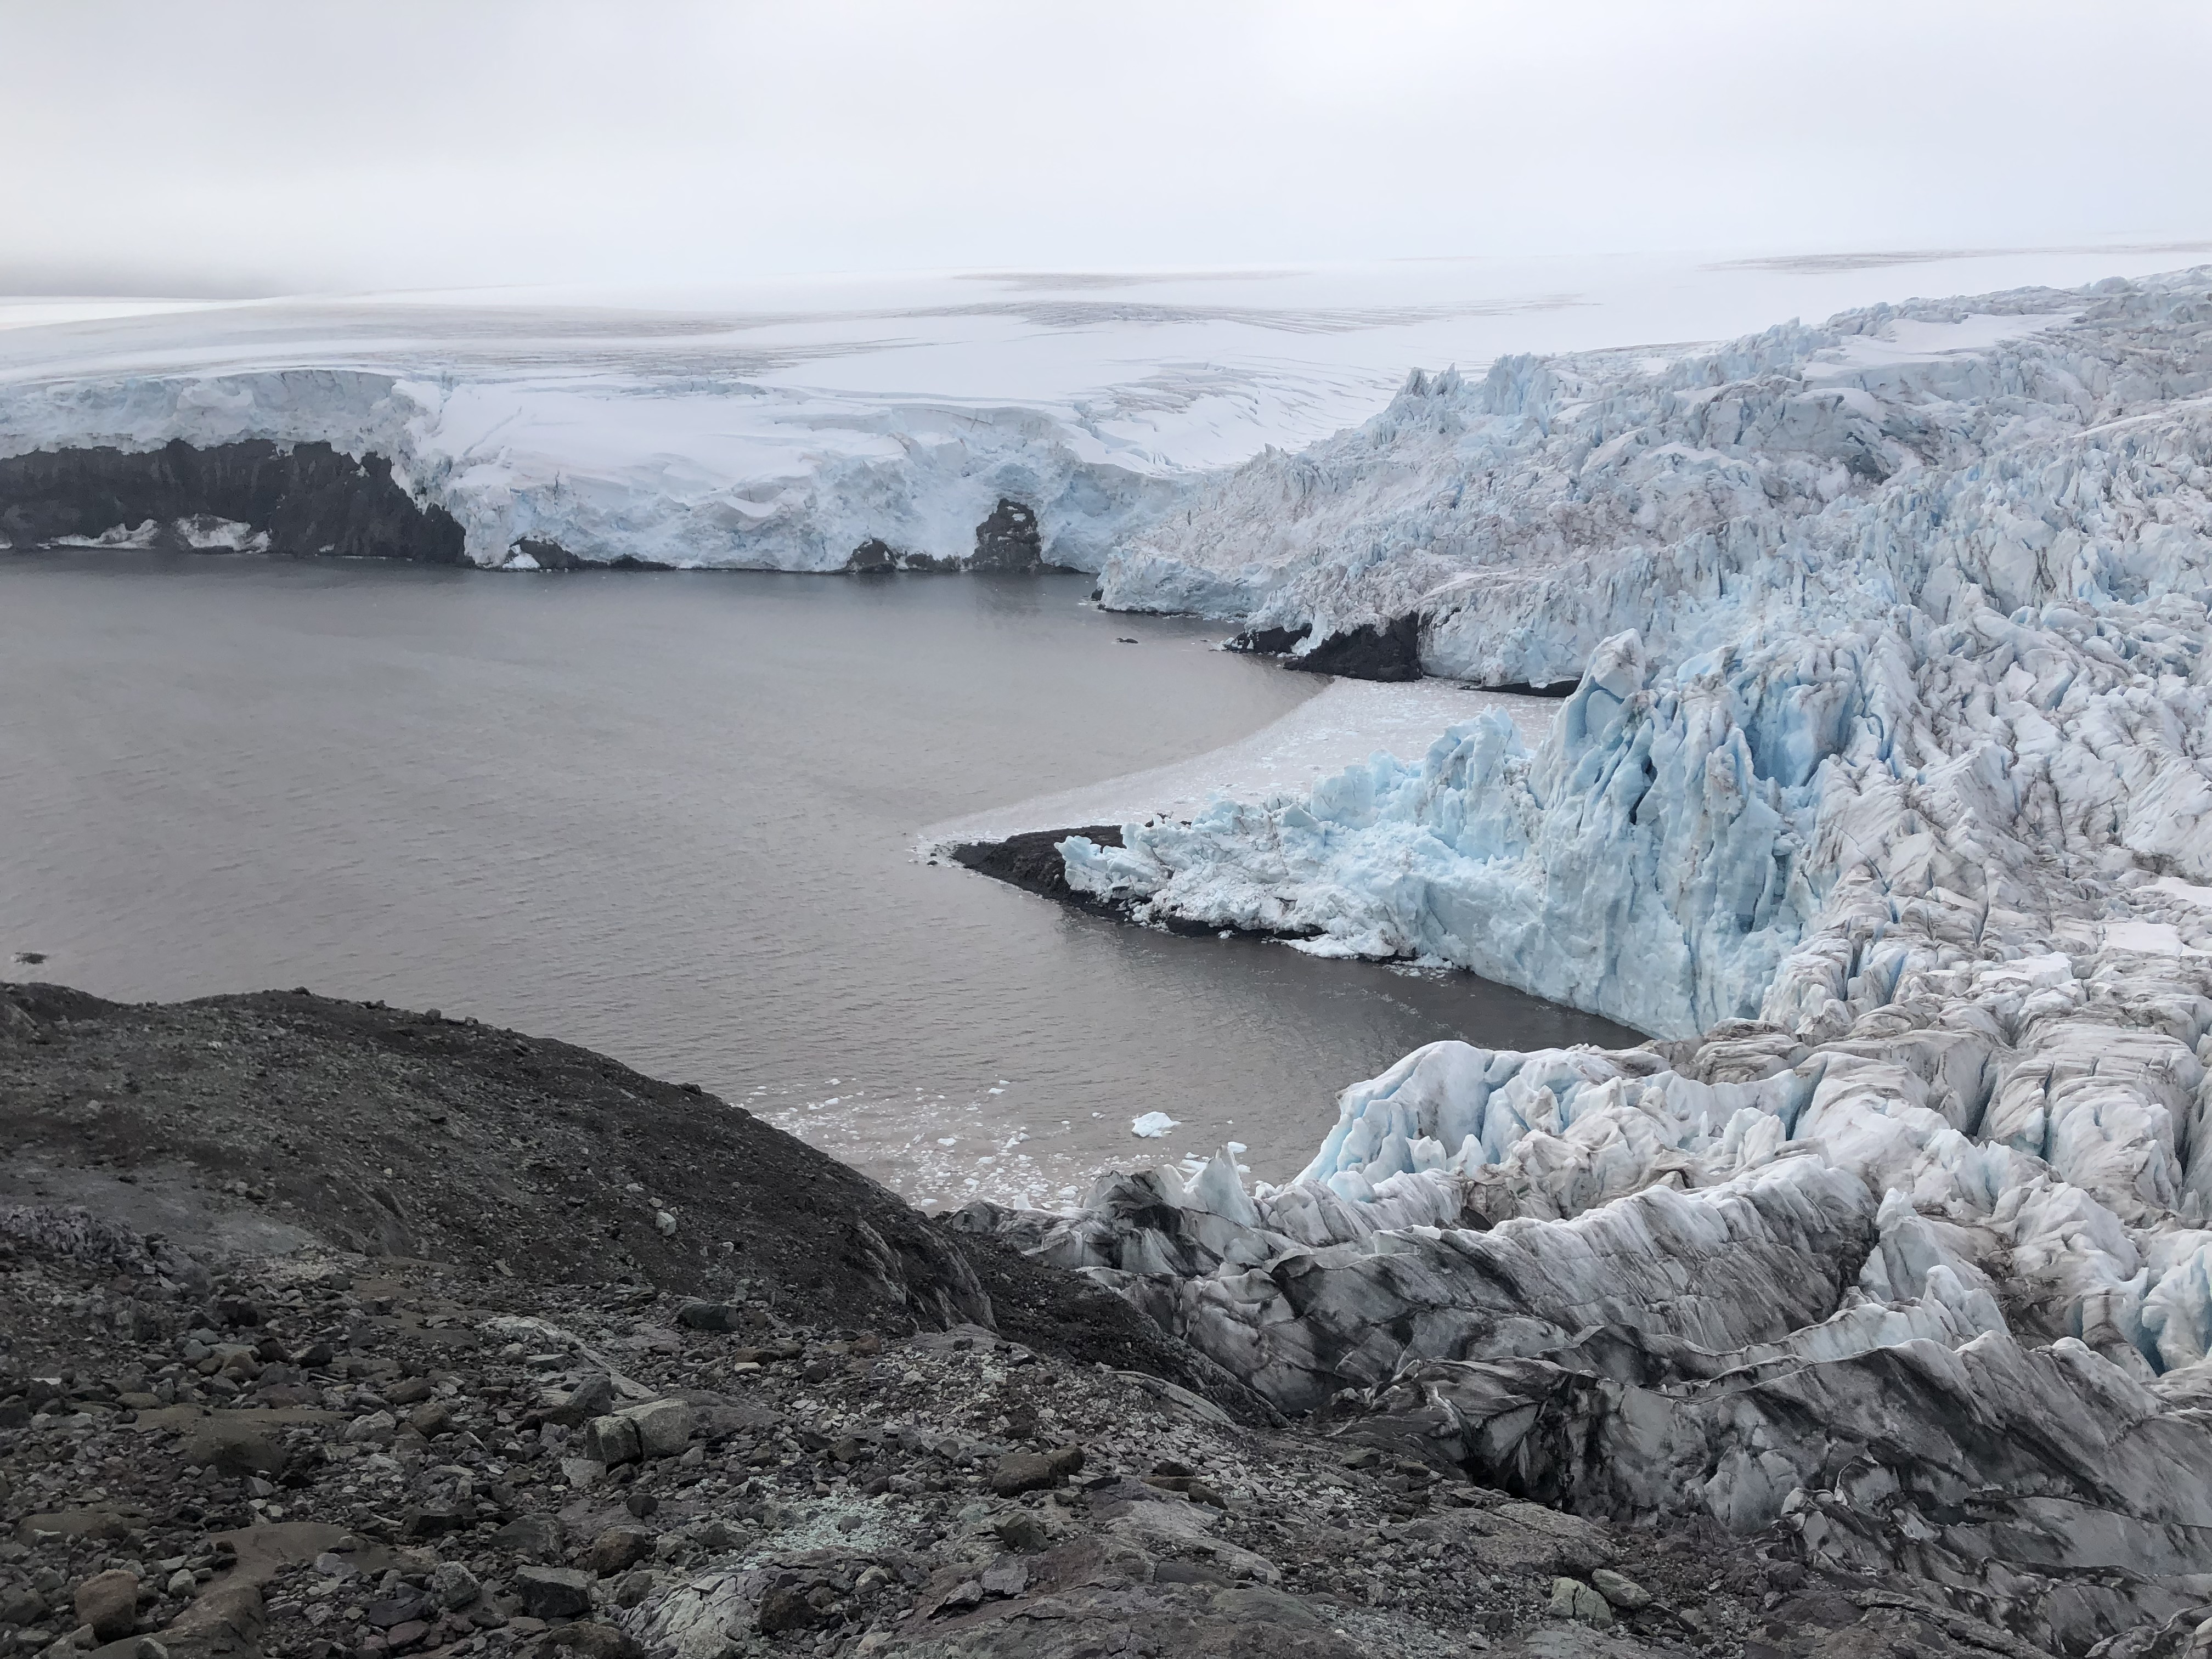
left=965, top=267, right=2212, bottom=1654
left=4, top=244, right=2206, bottom=572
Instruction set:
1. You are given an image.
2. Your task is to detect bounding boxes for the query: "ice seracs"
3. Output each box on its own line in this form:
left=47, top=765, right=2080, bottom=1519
left=1101, top=278, right=2212, bottom=680
left=971, top=269, right=2212, bottom=1655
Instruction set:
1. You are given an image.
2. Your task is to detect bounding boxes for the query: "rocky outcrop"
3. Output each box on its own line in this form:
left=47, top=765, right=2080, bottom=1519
left=0, top=439, right=467, bottom=562
left=1279, top=616, right=1424, bottom=682
left=947, top=827, right=1124, bottom=905
left=971, top=499, right=1045, bottom=573
left=844, top=500, right=1061, bottom=574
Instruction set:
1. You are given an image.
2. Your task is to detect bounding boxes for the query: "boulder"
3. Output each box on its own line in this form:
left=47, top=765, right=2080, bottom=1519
left=586, top=1527, right=655, bottom=1577
left=1550, top=1578, right=1613, bottom=1629
left=178, top=1421, right=283, bottom=1476
left=514, top=1566, right=594, bottom=1621
left=492, top=1514, right=566, bottom=1562
left=74, top=1570, right=140, bottom=1641
left=343, top=1410, right=397, bottom=1446
left=546, top=1375, right=616, bottom=1428
left=581, top=1415, right=640, bottom=1467
left=989, top=1444, right=1085, bottom=1496
left=757, top=1584, right=831, bottom=1634
left=432, top=1562, right=481, bottom=1611
left=621, top=1400, right=693, bottom=1460
left=1591, top=1568, right=1649, bottom=1611
left=364, top=1588, right=436, bottom=1629
left=674, top=1301, right=740, bottom=1332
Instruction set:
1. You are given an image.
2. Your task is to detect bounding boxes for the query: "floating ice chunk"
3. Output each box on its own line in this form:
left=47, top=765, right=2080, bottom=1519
left=1131, top=1111, right=1179, bottom=1139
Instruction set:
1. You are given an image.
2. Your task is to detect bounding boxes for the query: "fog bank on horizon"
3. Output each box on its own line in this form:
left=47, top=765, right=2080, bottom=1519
left=6, top=0, right=2211, bottom=298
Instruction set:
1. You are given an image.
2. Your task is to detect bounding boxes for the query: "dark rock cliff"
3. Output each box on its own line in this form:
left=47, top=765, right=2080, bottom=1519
left=0, top=440, right=468, bottom=563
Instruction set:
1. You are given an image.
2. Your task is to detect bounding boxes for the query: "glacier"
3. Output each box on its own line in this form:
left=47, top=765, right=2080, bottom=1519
left=14, top=252, right=2212, bottom=1651
left=6, top=246, right=2207, bottom=573
left=961, top=268, right=2212, bottom=1654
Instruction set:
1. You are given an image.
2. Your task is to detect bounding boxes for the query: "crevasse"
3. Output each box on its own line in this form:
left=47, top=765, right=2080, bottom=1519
left=967, top=270, right=2212, bottom=1654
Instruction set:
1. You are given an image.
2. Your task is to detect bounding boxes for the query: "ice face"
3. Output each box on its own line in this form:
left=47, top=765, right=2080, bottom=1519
left=978, top=269, right=2212, bottom=1651
left=0, top=364, right=1184, bottom=572
left=9, top=256, right=2206, bottom=578
left=1100, top=281, right=2212, bottom=669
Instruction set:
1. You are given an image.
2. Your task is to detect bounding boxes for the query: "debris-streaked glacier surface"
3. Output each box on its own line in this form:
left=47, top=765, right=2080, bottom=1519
left=969, top=267, right=2212, bottom=1654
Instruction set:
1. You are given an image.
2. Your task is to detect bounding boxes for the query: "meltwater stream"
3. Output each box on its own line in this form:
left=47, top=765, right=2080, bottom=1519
left=0, top=555, right=1638, bottom=1204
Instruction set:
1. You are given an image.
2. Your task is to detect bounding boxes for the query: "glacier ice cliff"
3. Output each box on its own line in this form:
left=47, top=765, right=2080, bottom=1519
left=1100, top=276, right=2212, bottom=679
left=0, top=366, right=1172, bottom=573
left=962, top=270, right=2212, bottom=1654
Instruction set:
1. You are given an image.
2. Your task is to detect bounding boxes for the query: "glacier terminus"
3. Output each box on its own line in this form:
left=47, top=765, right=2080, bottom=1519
left=964, top=269, right=2212, bottom=1656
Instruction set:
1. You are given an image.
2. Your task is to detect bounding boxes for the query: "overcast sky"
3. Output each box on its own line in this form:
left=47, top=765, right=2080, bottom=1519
left=6, top=0, right=2209, bottom=297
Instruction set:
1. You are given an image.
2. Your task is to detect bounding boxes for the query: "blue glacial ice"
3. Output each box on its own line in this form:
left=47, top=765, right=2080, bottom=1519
left=967, top=269, right=2212, bottom=1651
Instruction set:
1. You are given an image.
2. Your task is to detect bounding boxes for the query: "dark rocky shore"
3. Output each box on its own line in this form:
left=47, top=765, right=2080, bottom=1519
left=0, top=445, right=1065, bottom=580
left=943, top=827, right=1334, bottom=947
left=0, top=444, right=1496, bottom=687
left=1, top=985, right=2058, bottom=1659
left=0, top=444, right=466, bottom=565
left=943, top=830, right=1122, bottom=910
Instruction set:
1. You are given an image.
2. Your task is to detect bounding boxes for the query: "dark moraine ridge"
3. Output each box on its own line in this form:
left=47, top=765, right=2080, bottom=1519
left=0, top=980, right=1267, bottom=1419
left=0, top=439, right=468, bottom=562
left=0, top=985, right=2008, bottom=1659
left=1281, top=614, right=1425, bottom=681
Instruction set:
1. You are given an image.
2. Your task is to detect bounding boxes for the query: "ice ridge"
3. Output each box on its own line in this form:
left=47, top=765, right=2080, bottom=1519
left=1099, top=274, right=2212, bottom=682
left=966, top=270, right=2212, bottom=1653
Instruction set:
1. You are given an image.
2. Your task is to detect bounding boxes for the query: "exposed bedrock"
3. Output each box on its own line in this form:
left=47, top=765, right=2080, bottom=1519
left=1226, top=622, right=1313, bottom=654
left=511, top=536, right=672, bottom=571
left=0, top=439, right=468, bottom=562
left=1280, top=614, right=1426, bottom=681
left=971, top=496, right=1045, bottom=571
left=947, top=826, right=1124, bottom=905
left=843, top=499, right=1068, bottom=574
left=1227, top=616, right=1581, bottom=687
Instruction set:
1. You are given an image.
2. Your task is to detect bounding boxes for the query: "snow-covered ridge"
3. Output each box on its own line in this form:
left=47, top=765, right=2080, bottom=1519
left=967, top=270, right=2212, bottom=1651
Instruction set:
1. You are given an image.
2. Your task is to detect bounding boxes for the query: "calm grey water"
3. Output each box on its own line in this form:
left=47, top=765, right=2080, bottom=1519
left=0, top=554, right=1637, bottom=1203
